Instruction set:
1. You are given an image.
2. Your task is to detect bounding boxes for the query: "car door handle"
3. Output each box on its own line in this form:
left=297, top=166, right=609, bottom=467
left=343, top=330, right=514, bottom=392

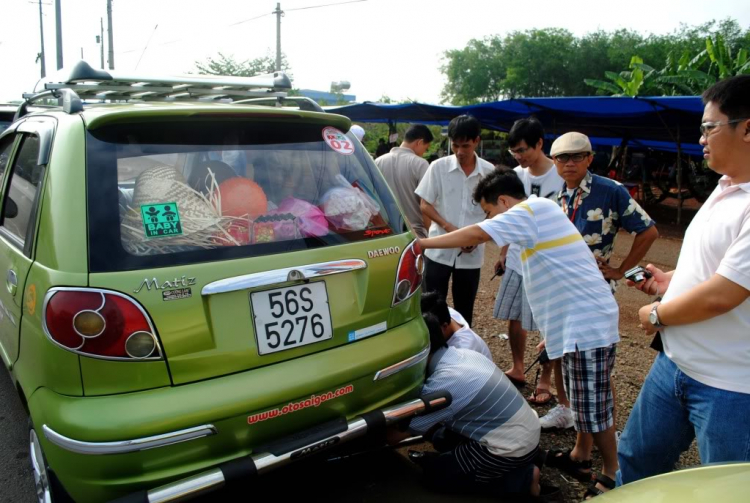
left=6, top=269, right=17, bottom=296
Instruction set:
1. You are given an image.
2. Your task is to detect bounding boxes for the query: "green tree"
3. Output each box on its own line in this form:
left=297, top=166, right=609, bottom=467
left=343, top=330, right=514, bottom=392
left=194, top=52, right=292, bottom=80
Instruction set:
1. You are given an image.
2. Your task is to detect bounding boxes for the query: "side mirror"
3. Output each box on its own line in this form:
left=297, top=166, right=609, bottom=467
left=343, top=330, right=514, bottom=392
left=5, top=197, right=18, bottom=219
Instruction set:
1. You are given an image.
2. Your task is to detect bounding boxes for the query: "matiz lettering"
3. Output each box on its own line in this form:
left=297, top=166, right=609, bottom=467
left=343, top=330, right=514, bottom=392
left=134, top=275, right=197, bottom=294
left=367, top=246, right=400, bottom=259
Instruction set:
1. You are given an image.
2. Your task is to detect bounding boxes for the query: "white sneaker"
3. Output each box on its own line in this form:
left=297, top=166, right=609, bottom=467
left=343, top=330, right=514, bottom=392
left=539, top=404, right=574, bottom=430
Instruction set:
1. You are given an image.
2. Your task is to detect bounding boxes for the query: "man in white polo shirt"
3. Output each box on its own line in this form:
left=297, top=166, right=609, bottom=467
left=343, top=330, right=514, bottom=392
left=416, top=115, right=494, bottom=326
left=618, top=75, right=750, bottom=485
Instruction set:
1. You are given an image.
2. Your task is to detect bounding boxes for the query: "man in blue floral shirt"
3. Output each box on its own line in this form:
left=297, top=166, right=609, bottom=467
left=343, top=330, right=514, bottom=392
left=536, top=133, right=659, bottom=452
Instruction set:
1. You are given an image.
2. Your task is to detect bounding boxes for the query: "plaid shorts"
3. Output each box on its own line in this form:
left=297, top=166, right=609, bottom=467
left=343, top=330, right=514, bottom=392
left=493, top=268, right=537, bottom=331
left=562, top=344, right=617, bottom=433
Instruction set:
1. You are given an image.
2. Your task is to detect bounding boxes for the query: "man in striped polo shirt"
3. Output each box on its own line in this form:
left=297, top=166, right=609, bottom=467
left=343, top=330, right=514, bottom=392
left=388, top=313, right=542, bottom=498
left=418, top=169, right=620, bottom=498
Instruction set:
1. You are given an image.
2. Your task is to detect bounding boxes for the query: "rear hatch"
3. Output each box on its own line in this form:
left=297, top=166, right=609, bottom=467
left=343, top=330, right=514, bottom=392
left=85, top=107, right=417, bottom=385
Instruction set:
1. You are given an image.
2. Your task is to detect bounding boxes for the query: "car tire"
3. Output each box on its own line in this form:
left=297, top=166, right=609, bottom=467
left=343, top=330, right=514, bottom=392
left=29, top=423, right=53, bottom=503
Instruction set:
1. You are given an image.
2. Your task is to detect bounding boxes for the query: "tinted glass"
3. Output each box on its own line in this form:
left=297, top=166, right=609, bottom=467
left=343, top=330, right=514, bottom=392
left=87, top=119, right=405, bottom=272
left=2, top=134, right=43, bottom=245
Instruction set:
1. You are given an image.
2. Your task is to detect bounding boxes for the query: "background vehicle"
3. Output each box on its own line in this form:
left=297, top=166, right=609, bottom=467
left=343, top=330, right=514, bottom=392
left=0, top=61, right=437, bottom=502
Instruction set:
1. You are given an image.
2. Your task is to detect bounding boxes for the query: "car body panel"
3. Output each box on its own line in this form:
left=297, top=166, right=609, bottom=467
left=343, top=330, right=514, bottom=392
left=29, top=317, right=427, bottom=501
left=89, top=233, right=414, bottom=385
left=599, top=463, right=750, bottom=502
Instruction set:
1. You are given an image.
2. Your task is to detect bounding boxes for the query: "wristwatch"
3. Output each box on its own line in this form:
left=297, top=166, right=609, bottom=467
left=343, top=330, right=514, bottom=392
left=649, top=304, right=666, bottom=328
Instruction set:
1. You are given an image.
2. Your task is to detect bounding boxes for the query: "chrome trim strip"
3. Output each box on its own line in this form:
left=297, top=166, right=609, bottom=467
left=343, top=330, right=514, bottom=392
left=42, top=424, right=217, bottom=455
left=201, top=259, right=367, bottom=295
left=373, top=346, right=430, bottom=381
left=148, top=469, right=225, bottom=503
left=42, top=287, right=163, bottom=361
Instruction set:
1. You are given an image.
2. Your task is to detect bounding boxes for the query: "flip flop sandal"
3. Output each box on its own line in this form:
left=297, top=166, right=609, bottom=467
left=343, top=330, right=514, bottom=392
left=583, top=474, right=616, bottom=499
left=545, top=449, right=593, bottom=483
left=527, top=387, right=553, bottom=405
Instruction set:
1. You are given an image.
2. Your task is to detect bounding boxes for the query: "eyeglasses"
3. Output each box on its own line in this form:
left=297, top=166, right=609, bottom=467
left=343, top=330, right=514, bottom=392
left=700, top=118, right=749, bottom=137
left=508, top=146, right=530, bottom=156
left=553, top=153, right=590, bottom=163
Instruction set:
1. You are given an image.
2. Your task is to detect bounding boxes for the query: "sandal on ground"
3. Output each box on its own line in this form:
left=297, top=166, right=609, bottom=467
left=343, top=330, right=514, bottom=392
left=506, top=373, right=526, bottom=388
left=545, top=449, right=593, bottom=482
left=527, top=387, right=553, bottom=405
left=583, top=474, right=616, bottom=499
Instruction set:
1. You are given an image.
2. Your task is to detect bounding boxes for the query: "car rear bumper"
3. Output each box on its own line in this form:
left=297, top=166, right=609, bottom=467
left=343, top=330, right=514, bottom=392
left=28, top=318, right=429, bottom=502
left=109, top=391, right=450, bottom=503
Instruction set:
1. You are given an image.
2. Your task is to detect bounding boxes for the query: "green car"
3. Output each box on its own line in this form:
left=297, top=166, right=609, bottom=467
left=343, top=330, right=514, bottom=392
left=2, top=62, right=441, bottom=502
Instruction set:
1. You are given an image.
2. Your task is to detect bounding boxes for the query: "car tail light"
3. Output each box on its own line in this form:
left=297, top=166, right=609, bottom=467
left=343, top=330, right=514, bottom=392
left=392, top=240, right=424, bottom=306
left=43, top=288, right=161, bottom=360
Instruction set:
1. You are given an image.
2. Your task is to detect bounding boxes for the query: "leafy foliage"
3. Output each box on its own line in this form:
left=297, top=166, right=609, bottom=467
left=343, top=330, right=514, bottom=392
left=441, top=19, right=749, bottom=102
left=194, top=52, right=292, bottom=80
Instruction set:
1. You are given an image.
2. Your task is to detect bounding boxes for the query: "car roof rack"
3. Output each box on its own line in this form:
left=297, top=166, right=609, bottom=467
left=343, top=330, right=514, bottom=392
left=18, top=60, right=293, bottom=117
left=233, top=96, right=324, bottom=112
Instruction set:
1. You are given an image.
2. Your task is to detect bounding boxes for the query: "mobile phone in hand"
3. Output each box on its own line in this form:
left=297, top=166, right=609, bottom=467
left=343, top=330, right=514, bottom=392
left=624, top=266, right=652, bottom=283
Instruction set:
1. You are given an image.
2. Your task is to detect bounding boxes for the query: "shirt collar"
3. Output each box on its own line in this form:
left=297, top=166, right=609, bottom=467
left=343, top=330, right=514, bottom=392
left=719, top=175, right=750, bottom=193
left=448, top=153, right=482, bottom=177
left=557, top=171, right=593, bottom=200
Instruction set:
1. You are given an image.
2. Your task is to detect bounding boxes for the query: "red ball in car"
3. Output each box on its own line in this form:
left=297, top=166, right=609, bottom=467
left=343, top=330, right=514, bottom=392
left=216, top=177, right=267, bottom=219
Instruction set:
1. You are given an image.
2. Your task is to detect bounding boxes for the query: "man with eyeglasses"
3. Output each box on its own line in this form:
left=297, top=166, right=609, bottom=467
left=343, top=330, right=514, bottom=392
left=533, top=132, right=659, bottom=436
left=492, top=118, right=563, bottom=398
left=617, top=76, right=750, bottom=485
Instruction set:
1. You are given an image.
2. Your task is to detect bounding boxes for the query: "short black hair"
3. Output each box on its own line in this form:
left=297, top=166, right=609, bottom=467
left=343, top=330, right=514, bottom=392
left=423, top=313, right=448, bottom=354
left=404, top=124, right=434, bottom=144
left=507, top=117, right=545, bottom=149
left=473, top=168, right=526, bottom=204
left=703, top=76, right=750, bottom=123
left=448, top=115, right=481, bottom=142
left=420, top=291, right=450, bottom=325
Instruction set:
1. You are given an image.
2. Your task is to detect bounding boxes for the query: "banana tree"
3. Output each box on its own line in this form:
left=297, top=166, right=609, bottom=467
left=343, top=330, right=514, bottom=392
left=584, top=56, right=649, bottom=96
left=705, top=33, right=750, bottom=78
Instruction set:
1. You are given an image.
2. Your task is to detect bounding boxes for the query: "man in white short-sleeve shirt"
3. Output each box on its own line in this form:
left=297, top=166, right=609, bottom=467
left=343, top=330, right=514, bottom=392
left=618, top=75, right=750, bottom=486
left=416, top=115, right=494, bottom=326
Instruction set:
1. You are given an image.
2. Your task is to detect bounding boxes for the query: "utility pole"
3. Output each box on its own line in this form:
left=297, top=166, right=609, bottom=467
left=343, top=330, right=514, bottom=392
left=55, top=0, right=63, bottom=69
left=273, top=2, right=283, bottom=72
left=38, top=0, right=46, bottom=78
left=107, top=0, right=115, bottom=69
left=99, top=18, right=105, bottom=68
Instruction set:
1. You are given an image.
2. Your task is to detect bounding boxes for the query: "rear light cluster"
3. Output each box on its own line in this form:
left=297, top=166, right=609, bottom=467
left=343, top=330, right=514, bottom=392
left=392, top=240, right=424, bottom=306
left=43, top=288, right=161, bottom=360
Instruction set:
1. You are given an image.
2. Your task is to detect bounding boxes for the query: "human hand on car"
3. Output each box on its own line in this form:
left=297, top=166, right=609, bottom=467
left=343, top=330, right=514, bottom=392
left=626, top=264, right=670, bottom=297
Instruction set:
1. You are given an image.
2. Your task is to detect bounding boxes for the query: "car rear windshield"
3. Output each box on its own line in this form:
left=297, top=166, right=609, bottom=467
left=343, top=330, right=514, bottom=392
left=86, top=118, right=405, bottom=272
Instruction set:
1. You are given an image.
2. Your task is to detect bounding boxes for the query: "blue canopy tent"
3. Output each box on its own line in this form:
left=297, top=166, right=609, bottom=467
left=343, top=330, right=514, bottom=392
left=328, top=96, right=704, bottom=154
left=329, top=96, right=705, bottom=221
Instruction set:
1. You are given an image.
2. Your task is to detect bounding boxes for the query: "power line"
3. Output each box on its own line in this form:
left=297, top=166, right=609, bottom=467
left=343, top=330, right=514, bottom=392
left=285, top=0, right=366, bottom=12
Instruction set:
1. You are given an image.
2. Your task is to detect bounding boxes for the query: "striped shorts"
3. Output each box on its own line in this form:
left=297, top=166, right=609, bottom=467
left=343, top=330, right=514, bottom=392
left=562, top=344, right=617, bottom=433
left=493, top=268, right=537, bottom=331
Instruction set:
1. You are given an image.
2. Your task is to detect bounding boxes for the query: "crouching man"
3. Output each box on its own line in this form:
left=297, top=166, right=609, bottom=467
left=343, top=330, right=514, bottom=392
left=418, top=169, right=620, bottom=498
left=388, top=312, right=542, bottom=498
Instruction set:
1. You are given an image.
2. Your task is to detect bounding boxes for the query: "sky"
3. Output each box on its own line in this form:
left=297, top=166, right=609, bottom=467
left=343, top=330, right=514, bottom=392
left=1, top=0, right=749, bottom=104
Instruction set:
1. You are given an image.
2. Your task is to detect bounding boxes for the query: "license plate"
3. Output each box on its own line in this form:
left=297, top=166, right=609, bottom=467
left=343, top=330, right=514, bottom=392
left=251, top=282, right=333, bottom=355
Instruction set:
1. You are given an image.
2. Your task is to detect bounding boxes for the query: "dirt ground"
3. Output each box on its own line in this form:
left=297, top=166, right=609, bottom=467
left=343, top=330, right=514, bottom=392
left=437, top=201, right=699, bottom=502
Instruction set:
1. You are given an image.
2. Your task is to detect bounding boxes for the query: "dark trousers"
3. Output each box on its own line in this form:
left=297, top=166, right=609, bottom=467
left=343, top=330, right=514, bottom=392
left=423, top=256, right=481, bottom=327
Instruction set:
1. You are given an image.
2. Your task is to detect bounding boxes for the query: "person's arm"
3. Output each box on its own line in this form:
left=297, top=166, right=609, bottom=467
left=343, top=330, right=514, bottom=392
left=598, top=225, right=659, bottom=280
left=496, top=244, right=510, bottom=272
left=420, top=199, right=458, bottom=233
left=639, top=273, right=750, bottom=334
left=420, top=224, right=492, bottom=250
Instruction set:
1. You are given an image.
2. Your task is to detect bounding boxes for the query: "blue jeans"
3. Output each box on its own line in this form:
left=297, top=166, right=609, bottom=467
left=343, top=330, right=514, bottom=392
left=617, top=351, right=750, bottom=485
